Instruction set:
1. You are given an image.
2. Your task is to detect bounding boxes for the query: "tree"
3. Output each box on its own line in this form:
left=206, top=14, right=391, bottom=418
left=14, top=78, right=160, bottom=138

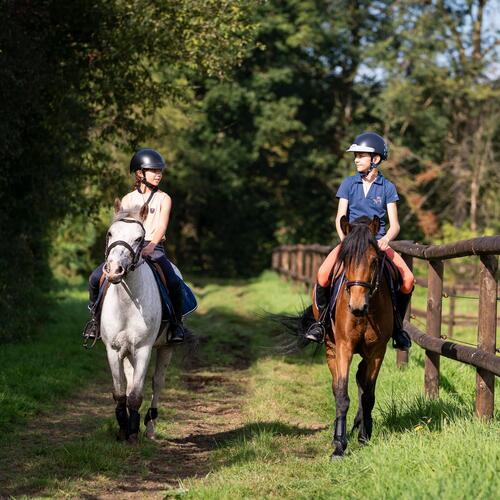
left=0, top=0, right=257, bottom=341
left=370, top=0, right=500, bottom=237
left=163, top=0, right=393, bottom=275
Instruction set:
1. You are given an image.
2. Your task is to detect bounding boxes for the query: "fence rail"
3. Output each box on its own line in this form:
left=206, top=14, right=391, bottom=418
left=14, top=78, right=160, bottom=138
left=271, top=236, right=500, bottom=420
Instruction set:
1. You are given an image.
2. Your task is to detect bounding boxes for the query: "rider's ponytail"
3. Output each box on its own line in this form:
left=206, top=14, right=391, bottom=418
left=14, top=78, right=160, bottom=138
left=132, top=171, right=142, bottom=191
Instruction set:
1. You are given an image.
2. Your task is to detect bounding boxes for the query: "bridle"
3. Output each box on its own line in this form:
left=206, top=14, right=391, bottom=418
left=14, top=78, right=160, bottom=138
left=345, top=252, right=386, bottom=299
left=105, top=218, right=146, bottom=276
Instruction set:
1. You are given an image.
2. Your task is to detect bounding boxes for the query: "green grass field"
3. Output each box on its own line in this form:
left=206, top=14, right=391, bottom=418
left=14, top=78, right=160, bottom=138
left=0, top=271, right=498, bottom=498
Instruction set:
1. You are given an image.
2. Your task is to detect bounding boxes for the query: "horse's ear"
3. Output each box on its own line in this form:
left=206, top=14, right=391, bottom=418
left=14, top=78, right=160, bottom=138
left=369, top=216, right=380, bottom=236
left=340, top=215, right=350, bottom=235
left=139, top=203, right=148, bottom=221
left=114, top=198, right=122, bottom=214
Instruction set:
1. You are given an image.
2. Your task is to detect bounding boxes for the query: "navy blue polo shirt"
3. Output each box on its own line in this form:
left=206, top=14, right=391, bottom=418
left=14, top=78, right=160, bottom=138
left=336, top=173, right=399, bottom=239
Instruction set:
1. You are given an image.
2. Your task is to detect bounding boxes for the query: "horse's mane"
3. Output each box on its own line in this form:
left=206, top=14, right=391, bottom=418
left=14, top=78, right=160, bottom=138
left=112, top=207, right=143, bottom=224
left=338, top=216, right=379, bottom=266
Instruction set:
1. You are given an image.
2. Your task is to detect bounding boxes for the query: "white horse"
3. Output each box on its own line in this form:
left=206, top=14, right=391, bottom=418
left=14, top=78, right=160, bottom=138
left=101, top=199, right=173, bottom=442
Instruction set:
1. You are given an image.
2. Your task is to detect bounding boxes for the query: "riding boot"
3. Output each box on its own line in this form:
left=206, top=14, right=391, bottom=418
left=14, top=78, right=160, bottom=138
left=168, top=282, right=186, bottom=343
left=304, top=284, right=331, bottom=343
left=392, top=290, right=412, bottom=350
left=82, top=279, right=101, bottom=343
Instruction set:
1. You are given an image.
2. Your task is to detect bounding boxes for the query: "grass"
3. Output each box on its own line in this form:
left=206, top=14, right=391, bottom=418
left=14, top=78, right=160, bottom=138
left=0, top=271, right=498, bottom=498
left=0, top=280, right=108, bottom=432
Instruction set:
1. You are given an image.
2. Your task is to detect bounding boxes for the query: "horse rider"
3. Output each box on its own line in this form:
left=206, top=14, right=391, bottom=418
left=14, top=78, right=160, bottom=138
left=305, top=132, right=415, bottom=349
left=83, top=148, right=186, bottom=343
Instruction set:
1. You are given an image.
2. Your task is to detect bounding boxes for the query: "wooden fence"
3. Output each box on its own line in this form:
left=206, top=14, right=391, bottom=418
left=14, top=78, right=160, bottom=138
left=271, top=236, right=500, bottom=420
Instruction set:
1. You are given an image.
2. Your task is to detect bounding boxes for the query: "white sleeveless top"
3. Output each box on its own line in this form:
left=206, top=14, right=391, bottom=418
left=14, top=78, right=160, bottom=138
left=121, top=189, right=169, bottom=241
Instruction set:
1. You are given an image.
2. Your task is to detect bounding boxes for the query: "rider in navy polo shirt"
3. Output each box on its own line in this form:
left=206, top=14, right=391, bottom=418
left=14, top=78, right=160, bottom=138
left=336, top=172, right=399, bottom=239
left=305, top=132, right=415, bottom=349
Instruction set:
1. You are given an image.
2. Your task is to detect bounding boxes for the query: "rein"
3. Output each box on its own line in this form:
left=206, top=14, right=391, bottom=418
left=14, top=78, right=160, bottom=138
left=105, top=218, right=146, bottom=275
left=345, top=252, right=386, bottom=299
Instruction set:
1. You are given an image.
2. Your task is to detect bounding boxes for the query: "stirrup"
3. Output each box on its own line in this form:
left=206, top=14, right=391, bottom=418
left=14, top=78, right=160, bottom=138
left=169, top=323, right=185, bottom=344
left=304, top=322, right=326, bottom=343
left=83, top=317, right=100, bottom=349
left=392, top=329, right=411, bottom=350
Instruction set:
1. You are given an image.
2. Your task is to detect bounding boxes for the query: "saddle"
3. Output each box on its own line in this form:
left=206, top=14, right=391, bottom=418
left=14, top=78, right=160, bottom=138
left=93, top=262, right=197, bottom=324
left=318, top=258, right=403, bottom=341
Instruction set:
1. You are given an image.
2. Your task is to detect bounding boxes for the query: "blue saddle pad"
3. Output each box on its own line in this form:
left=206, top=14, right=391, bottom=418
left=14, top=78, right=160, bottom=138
left=94, top=264, right=197, bottom=322
left=147, top=262, right=198, bottom=321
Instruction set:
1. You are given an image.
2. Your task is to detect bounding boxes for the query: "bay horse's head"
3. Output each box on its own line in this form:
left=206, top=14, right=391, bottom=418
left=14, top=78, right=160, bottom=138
left=104, top=199, right=148, bottom=283
left=339, top=215, right=383, bottom=317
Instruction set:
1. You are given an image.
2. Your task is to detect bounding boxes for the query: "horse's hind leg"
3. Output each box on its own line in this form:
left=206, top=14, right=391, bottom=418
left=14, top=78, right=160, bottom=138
left=114, top=394, right=128, bottom=442
left=356, top=355, right=384, bottom=444
left=145, top=346, right=173, bottom=439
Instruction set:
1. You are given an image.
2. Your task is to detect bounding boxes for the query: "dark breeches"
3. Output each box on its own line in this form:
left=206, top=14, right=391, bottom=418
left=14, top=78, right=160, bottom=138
left=89, top=264, right=104, bottom=304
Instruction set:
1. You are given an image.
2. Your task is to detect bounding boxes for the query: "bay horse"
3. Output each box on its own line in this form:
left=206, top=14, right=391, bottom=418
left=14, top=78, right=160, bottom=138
left=100, top=199, right=174, bottom=442
left=319, top=215, right=393, bottom=458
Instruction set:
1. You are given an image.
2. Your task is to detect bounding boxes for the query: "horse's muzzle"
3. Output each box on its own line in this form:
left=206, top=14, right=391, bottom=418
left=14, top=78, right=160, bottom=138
left=349, top=303, right=369, bottom=317
left=104, top=261, right=126, bottom=283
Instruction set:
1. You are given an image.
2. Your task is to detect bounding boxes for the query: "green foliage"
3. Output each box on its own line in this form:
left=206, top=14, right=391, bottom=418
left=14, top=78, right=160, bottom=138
left=0, top=0, right=258, bottom=341
left=370, top=0, right=500, bottom=236
left=165, top=0, right=394, bottom=276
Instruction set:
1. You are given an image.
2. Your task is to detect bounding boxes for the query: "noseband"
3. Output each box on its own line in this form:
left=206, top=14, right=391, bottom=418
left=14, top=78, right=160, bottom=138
left=105, top=219, right=146, bottom=275
left=345, top=253, right=386, bottom=299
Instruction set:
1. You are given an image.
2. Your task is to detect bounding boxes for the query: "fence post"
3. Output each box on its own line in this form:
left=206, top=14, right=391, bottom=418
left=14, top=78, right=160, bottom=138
left=312, top=251, right=321, bottom=283
left=397, top=254, right=413, bottom=369
left=290, top=248, right=297, bottom=281
left=425, top=260, right=443, bottom=399
left=272, top=248, right=280, bottom=273
left=304, top=249, right=312, bottom=290
left=296, top=244, right=304, bottom=283
left=281, top=247, right=290, bottom=280
left=475, top=255, right=498, bottom=420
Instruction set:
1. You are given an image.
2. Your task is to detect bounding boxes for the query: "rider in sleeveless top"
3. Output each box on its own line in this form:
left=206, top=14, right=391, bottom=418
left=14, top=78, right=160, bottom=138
left=83, top=148, right=186, bottom=343
left=305, top=132, right=414, bottom=350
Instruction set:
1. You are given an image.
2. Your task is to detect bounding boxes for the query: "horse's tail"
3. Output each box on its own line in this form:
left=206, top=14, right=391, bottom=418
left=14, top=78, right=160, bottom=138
left=268, top=305, right=318, bottom=353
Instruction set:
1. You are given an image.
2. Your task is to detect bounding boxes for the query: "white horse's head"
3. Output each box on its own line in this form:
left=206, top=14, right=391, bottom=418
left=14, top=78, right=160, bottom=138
left=104, top=198, right=148, bottom=283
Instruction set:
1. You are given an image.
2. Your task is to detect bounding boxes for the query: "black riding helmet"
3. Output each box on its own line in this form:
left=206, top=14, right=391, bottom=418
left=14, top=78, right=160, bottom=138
left=346, top=132, right=388, bottom=161
left=129, top=148, right=166, bottom=173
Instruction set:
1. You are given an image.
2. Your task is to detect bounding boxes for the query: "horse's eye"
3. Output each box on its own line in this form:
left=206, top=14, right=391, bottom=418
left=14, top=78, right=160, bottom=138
left=135, top=237, right=141, bottom=243
left=107, top=232, right=112, bottom=238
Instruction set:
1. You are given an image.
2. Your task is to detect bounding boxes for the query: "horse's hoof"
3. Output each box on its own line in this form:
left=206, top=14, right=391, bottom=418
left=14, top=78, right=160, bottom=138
left=331, top=442, right=346, bottom=459
left=127, top=433, right=139, bottom=445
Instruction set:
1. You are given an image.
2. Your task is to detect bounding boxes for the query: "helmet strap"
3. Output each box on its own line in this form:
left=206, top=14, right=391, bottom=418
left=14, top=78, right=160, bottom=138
left=140, top=169, right=159, bottom=192
left=359, top=155, right=379, bottom=178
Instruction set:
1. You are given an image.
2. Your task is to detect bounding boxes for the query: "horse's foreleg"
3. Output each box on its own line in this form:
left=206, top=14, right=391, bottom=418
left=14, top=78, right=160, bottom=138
left=331, top=342, right=354, bottom=459
left=357, top=355, right=384, bottom=444
left=106, top=346, right=128, bottom=441
left=145, top=346, right=173, bottom=439
left=126, top=345, right=153, bottom=443
left=352, top=359, right=368, bottom=436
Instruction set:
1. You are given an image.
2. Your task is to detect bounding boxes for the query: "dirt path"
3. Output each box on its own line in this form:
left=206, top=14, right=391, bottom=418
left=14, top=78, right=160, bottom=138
left=0, top=360, right=249, bottom=498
